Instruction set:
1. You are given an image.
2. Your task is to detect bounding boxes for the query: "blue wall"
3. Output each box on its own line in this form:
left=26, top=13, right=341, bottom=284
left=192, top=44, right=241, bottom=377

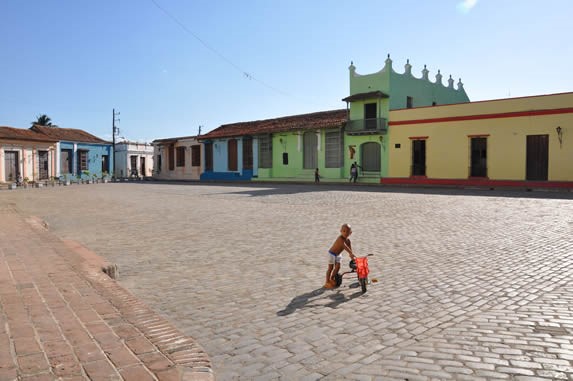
left=200, top=137, right=257, bottom=181
left=60, top=141, right=113, bottom=179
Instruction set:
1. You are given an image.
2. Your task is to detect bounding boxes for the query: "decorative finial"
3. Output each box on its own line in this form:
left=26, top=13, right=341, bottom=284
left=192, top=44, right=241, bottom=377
left=349, top=61, right=356, bottom=73
left=384, top=54, right=393, bottom=70
left=448, top=74, right=454, bottom=89
left=422, top=64, right=429, bottom=80
left=435, top=70, right=443, bottom=85
left=404, top=59, right=412, bottom=76
left=457, top=78, right=464, bottom=90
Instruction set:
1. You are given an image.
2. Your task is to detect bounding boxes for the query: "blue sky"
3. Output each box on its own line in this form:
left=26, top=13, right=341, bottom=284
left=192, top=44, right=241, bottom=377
left=1, top=0, right=572, bottom=142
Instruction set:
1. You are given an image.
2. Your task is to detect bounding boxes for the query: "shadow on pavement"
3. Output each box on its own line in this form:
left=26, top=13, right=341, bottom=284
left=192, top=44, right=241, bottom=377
left=277, top=284, right=364, bottom=316
left=138, top=180, right=573, bottom=200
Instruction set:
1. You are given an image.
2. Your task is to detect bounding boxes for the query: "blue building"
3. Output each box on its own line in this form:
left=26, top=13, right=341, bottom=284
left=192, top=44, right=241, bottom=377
left=198, top=124, right=258, bottom=181
left=30, top=125, right=113, bottom=180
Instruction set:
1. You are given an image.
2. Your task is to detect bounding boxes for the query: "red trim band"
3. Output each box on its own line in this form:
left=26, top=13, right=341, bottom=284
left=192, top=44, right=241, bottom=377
left=389, top=107, right=573, bottom=126
left=380, top=177, right=573, bottom=189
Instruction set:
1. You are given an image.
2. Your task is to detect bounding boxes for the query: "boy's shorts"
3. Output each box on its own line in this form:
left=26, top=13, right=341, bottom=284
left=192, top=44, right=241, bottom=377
left=327, top=251, right=342, bottom=264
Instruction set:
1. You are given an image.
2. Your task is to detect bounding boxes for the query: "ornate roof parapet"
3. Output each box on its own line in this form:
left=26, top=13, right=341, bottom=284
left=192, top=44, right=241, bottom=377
left=404, top=59, right=413, bottom=76
left=435, top=70, right=443, bottom=85
left=448, top=75, right=455, bottom=89
left=421, top=65, right=429, bottom=81
left=348, top=56, right=468, bottom=100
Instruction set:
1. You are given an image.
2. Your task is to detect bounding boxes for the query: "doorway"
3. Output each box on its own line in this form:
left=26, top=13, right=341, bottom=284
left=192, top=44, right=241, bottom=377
left=361, top=142, right=381, bottom=172
left=140, top=157, right=146, bottom=177
left=38, top=151, right=49, bottom=180
left=4, top=151, right=19, bottom=182
left=526, top=135, right=548, bottom=181
left=470, top=138, right=487, bottom=177
left=411, top=140, right=426, bottom=176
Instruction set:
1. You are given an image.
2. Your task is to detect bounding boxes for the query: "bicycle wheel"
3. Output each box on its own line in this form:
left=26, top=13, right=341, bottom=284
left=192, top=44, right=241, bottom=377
left=335, top=273, right=343, bottom=287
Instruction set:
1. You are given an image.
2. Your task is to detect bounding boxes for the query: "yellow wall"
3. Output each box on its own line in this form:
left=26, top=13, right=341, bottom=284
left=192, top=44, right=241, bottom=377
left=388, top=93, right=573, bottom=182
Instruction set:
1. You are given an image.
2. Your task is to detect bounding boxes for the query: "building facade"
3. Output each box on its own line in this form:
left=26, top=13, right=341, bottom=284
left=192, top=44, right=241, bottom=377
left=149, top=56, right=573, bottom=189
left=114, top=141, right=154, bottom=179
left=383, top=92, right=573, bottom=187
left=342, top=56, right=470, bottom=181
left=0, top=127, right=58, bottom=183
left=30, top=125, right=113, bottom=181
left=153, top=136, right=202, bottom=180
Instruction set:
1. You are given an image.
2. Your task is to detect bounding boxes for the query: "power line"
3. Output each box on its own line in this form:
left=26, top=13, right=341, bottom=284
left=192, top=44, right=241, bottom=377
left=150, top=0, right=290, bottom=96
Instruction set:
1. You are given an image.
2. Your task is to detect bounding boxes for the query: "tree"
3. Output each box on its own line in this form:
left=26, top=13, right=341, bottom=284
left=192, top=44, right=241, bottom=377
left=32, top=114, right=53, bottom=127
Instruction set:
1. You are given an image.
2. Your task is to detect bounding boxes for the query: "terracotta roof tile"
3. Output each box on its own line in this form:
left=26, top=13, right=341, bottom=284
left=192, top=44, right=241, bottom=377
left=30, top=125, right=109, bottom=144
left=0, top=126, right=59, bottom=142
left=201, top=109, right=347, bottom=139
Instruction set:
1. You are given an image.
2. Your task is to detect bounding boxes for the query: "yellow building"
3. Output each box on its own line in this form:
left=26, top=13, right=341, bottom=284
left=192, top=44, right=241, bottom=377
left=384, top=92, right=573, bottom=189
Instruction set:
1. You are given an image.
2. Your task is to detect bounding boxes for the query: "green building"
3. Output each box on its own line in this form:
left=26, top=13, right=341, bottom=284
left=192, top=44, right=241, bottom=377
left=342, top=55, right=469, bottom=181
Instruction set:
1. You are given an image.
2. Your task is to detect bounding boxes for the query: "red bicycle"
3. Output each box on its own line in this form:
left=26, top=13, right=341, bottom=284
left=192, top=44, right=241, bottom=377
left=334, top=254, right=373, bottom=294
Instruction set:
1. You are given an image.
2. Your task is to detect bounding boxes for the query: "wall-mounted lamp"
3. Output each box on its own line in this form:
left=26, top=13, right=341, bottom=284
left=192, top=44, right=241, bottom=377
left=556, top=126, right=563, bottom=148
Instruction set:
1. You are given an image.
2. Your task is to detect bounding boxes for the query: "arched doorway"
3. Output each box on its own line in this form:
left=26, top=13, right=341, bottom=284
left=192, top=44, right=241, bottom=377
left=361, top=142, right=381, bottom=172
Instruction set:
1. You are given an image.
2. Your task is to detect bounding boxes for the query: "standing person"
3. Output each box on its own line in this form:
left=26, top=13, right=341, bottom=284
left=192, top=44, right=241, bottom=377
left=324, top=224, right=356, bottom=289
left=314, top=168, right=320, bottom=183
left=353, top=161, right=362, bottom=182
left=350, top=163, right=358, bottom=183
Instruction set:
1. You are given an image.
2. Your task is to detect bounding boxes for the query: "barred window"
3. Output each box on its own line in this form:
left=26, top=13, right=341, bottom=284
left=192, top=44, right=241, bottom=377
left=77, top=150, right=88, bottom=171
left=259, top=135, right=272, bottom=168
left=176, top=147, right=185, bottom=167
left=325, top=129, right=343, bottom=168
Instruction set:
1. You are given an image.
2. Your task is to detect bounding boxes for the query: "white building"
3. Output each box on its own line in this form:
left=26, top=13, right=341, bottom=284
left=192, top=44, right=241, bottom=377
left=114, top=141, right=154, bottom=179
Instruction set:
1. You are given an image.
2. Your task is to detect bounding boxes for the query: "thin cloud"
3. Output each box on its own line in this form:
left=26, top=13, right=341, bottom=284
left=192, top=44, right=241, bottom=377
left=457, top=0, right=478, bottom=14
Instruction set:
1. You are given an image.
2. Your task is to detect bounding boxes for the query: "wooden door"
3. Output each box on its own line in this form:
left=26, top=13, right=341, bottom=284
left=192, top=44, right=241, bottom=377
left=38, top=151, right=49, bottom=179
left=411, top=140, right=426, bottom=176
left=526, top=135, right=548, bottom=181
left=228, top=139, right=238, bottom=171
left=470, top=138, right=487, bottom=177
left=4, top=151, right=18, bottom=181
left=140, top=157, right=146, bottom=176
left=361, top=142, right=381, bottom=172
left=61, top=149, right=72, bottom=174
left=101, top=155, right=109, bottom=174
left=303, top=132, right=318, bottom=169
left=204, top=143, right=213, bottom=171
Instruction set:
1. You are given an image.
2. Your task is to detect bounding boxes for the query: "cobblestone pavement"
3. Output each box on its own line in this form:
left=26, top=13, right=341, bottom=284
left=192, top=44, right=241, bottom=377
left=2, top=183, right=572, bottom=380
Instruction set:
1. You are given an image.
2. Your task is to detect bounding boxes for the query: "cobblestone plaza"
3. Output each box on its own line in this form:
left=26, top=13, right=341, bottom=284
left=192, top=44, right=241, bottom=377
left=2, top=183, right=572, bottom=380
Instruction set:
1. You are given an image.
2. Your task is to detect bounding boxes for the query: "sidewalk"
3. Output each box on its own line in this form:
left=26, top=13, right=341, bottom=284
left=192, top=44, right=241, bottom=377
left=0, top=203, right=214, bottom=381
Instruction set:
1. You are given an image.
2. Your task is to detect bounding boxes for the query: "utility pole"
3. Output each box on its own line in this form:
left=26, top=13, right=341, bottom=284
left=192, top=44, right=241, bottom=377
left=112, top=109, right=120, bottom=179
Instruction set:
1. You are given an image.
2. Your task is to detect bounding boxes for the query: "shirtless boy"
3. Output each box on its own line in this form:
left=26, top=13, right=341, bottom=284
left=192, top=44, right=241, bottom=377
left=324, top=223, right=356, bottom=289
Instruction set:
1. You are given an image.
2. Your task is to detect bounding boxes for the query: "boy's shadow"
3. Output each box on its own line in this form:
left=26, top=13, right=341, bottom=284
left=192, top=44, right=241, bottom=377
left=277, top=283, right=364, bottom=316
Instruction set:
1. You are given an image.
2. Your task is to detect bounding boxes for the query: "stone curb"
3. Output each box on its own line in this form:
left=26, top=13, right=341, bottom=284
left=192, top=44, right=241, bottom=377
left=23, top=213, right=216, bottom=381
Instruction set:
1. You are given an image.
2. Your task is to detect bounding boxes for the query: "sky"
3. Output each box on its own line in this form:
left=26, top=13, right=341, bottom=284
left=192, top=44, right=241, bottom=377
left=1, top=0, right=572, bottom=142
